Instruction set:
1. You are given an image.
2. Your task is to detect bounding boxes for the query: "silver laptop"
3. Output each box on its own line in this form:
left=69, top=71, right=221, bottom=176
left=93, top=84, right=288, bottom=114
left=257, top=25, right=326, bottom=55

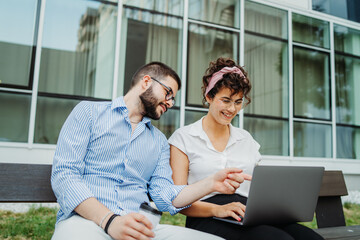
left=214, top=165, right=324, bottom=226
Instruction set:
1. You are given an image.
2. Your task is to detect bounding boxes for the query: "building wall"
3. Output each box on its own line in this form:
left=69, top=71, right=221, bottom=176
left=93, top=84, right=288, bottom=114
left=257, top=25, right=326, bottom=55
left=0, top=0, right=359, bottom=190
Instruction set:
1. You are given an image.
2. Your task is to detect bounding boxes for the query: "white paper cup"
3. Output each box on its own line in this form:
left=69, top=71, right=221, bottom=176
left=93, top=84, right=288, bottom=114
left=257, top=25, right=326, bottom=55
left=139, top=202, right=162, bottom=229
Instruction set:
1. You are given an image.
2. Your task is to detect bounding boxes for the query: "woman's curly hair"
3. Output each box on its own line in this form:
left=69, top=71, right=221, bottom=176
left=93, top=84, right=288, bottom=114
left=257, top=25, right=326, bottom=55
left=202, top=57, right=251, bottom=106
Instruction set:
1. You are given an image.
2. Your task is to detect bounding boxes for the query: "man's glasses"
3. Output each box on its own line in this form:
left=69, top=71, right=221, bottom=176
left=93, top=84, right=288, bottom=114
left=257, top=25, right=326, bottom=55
left=151, top=77, right=176, bottom=106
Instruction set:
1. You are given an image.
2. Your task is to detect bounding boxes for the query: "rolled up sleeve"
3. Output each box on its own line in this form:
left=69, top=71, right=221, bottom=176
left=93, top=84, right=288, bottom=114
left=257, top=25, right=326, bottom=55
left=51, top=101, right=95, bottom=217
left=148, top=140, right=189, bottom=215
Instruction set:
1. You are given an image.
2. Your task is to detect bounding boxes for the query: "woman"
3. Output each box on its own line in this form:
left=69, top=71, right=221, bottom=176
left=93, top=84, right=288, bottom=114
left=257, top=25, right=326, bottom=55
left=168, top=57, right=323, bottom=240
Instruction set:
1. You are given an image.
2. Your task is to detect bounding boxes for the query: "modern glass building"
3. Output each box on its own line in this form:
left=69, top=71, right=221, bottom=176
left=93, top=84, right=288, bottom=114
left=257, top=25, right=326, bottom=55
left=1, top=0, right=359, bottom=190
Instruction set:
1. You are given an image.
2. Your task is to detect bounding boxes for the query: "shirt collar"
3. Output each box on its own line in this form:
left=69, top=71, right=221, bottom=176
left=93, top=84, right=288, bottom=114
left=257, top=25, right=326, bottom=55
left=111, top=96, right=152, bottom=129
left=189, top=116, right=246, bottom=149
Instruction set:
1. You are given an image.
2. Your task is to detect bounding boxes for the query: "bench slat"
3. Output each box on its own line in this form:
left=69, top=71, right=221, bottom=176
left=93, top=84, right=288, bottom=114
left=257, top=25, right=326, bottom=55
left=314, top=225, right=360, bottom=240
left=318, top=171, right=348, bottom=197
left=0, top=163, right=56, bottom=202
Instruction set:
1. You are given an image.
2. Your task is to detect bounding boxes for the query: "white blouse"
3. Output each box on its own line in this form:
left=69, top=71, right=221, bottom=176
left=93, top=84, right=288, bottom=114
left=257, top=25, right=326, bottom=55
left=168, top=117, right=261, bottom=200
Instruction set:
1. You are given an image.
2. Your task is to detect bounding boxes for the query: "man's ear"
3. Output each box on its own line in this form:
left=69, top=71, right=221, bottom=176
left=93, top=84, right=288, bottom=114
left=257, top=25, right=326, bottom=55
left=141, top=75, right=152, bottom=90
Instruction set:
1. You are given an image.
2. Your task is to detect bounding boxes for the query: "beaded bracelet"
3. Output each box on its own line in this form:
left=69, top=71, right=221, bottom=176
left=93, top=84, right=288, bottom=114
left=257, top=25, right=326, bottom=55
left=104, top=214, right=120, bottom=234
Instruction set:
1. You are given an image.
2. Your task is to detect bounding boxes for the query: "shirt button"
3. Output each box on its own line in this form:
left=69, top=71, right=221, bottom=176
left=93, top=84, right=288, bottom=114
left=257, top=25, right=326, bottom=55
left=124, top=158, right=128, bottom=163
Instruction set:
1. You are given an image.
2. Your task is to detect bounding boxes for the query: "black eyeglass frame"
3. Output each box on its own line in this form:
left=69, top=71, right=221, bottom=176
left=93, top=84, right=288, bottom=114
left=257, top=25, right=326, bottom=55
left=151, top=77, right=176, bottom=106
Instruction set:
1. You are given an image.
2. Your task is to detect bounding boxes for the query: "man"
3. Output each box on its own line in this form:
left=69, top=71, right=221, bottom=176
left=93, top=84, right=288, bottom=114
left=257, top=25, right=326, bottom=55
left=51, top=62, right=249, bottom=240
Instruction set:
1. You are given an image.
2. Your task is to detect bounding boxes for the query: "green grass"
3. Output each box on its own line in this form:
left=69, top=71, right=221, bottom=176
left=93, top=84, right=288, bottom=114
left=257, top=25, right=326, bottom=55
left=1, top=203, right=359, bottom=240
left=0, top=207, right=57, bottom=240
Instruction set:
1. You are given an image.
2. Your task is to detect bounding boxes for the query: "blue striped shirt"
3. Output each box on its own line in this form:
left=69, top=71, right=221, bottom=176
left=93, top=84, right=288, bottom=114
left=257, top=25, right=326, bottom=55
left=51, top=97, right=186, bottom=223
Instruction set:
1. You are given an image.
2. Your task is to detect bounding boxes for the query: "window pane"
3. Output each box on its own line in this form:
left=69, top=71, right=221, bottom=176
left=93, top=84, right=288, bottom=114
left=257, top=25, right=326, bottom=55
left=293, top=47, right=330, bottom=120
left=292, top=13, right=330, bottom=48
left=334, top=24, right=360, bottom=57
left=39, top=0, right=117, bottom=99
left=335, top=55, right=360, bottom=126
left=188, top=0, right=239, bottom=28
left=0, top=0, right=37, bottom=88
left=244, top=1, right=288, bottom=39
left=337, top=125, right=360, bottom=159
left=34, top=96, right=81, bottom=144
left=244, top=117, right=288, bottom=156
left=152, top=108, right=180, bottom=139
left=120, top=7, right=183, bottom=95
left=244, top=34, right=288, bottom=118
left=185, top=110, right=239, bottom=126
left=294, top=122, right=332, bottom=158
left=187, top=23, right=239, bottom=106
left=0, top=92, right=31, bottom=142
left=123, top=0, right=183, bottom=16
left=312, top=0, right=360, bottom=24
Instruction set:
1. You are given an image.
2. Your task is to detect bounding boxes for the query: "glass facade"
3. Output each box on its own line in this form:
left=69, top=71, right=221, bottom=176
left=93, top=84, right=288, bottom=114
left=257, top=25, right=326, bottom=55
left=244, top=2, right=289, bottom=156
left=0, top=0, right=38, bottom=88
left=0, top=0, right=359, bottom=161
left=293, top=47, right=330, bottom=120
left=39, top=0, right=117, bottom=99
left=313, top=0, right=360, bottom=24
left=0, top=92, right=31, bottom=142
left=334, top=25, right=360, bottom=159
left=188, top=0, right=240, bottom=28
left=187, top=23, right=239, bottom=106
left=294, top=121, right=332, bottom=158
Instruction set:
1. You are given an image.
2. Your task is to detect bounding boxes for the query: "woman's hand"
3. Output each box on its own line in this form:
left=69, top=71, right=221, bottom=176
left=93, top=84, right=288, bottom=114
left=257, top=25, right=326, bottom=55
left=212, top=202, right=246, bottom=221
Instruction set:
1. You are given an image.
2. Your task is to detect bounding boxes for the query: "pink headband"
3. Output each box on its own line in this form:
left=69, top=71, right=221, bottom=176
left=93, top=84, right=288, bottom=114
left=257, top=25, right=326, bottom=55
left=205, top=66, right=245, bottom=96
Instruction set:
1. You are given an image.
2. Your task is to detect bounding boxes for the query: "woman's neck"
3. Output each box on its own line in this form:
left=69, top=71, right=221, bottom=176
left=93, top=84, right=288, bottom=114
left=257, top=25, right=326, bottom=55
left=202, top=114, right=229, bottom=137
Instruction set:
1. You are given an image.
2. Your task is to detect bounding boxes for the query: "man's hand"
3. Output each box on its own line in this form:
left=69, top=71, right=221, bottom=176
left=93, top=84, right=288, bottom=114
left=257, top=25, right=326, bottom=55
left=107, top=213, right=155, bottom=240
left=212, top=168, right=252, bottom=194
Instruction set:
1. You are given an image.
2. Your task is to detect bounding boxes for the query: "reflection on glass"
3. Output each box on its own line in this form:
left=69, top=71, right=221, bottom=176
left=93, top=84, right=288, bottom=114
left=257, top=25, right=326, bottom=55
left=335, top=55, right=360, bottom=125
left=312, top=0, right=360, bottom=24
left=244, top=34, right=288, bottom=118
left=185, top=110, right=239, bottom=126
left=187, top=23, right=239, bottom=106
left=245, top=1, right=288, bottom=39
left=34, top=96, right=81, bottom=144
left=334, top=25, right=360, bottom=57
left=244, top=117, right=288, bottom=156
left=293, top=47, right=330, bottom=120
left=39, top=0, right=117, bottom=99
left=123, top=0, right=183, bottom=16
left=120, top=7, right=182, bottom=95
left=292, top=13, right=329, bottom=48
left=152, top=108, right=180, bottom=139
left=0, top=0, right=37, bottom=87
left=0, top=92, right=31, bottom=142
left=337, top=125, right=360, bottom=159
left=188, top=0, right=239, bottom=28
left=294, top=121, right=332, bottom=157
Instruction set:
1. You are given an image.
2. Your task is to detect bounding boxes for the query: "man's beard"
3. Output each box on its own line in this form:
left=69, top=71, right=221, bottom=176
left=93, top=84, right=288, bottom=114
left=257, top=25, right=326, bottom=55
left=139, top=86, right=163, bottom=120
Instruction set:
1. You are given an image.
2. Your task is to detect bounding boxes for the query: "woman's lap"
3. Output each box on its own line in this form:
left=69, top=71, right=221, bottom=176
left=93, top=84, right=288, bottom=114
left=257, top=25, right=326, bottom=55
left=187, top=215, right=323, bottom=240
left=185, top=194, right=323, bottom=240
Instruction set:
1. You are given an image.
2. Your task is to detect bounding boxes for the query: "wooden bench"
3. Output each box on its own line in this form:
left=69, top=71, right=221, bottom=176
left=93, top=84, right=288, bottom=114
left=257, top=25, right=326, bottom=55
left=0, top=163, right=359, bottom=239
left=0, top=163, right=56, bottom=202
left=313, top=171, right=360, bottom=239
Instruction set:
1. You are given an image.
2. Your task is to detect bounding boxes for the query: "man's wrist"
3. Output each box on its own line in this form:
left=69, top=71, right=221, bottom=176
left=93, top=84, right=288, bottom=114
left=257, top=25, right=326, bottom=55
left=104, top=214, right=120, bottom=234
left=99, top=211, right=113, bottom=229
